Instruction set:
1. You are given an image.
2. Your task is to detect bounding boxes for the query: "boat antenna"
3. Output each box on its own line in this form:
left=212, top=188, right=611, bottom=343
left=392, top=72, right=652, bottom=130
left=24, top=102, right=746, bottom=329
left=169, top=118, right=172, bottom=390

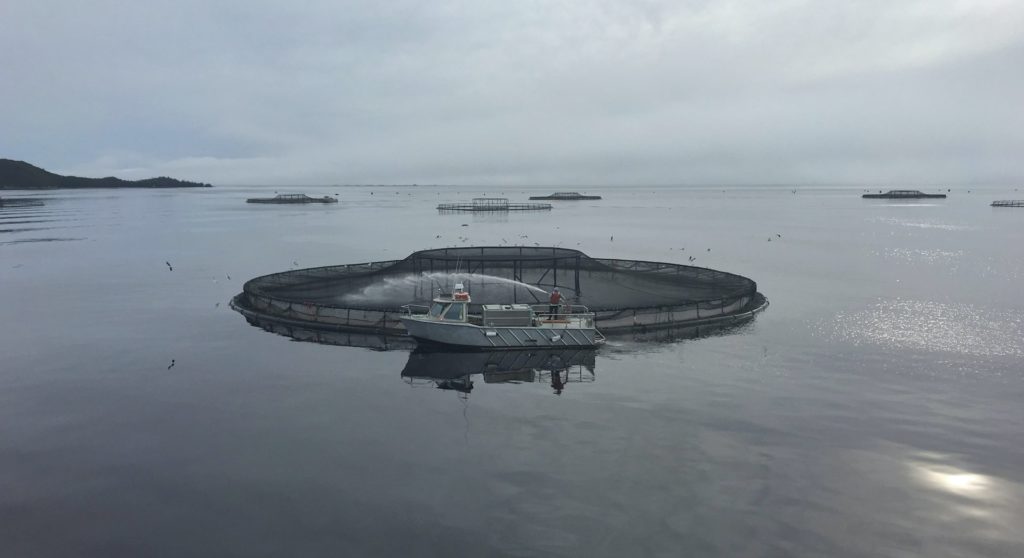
left=454, top=255, right=464, bottom=292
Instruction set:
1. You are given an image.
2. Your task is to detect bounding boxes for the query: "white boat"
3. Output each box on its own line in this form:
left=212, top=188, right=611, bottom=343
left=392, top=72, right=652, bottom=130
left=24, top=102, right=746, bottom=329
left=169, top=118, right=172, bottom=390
left=400, top=284, right=604, bottom=349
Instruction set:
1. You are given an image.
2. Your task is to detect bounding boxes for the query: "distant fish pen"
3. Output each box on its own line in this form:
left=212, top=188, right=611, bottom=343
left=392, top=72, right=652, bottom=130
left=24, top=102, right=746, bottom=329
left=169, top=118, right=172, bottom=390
left=991, top=200, right=1024, bottom=207
left=231, top=247, right=767, bottom=336
left=437, top=198, right=552, bottom=212
left=247, top=193, right=338, bottom=204
left=529, top=192, right=602, bottom=200
left=862, top=190, right=946, bottom=199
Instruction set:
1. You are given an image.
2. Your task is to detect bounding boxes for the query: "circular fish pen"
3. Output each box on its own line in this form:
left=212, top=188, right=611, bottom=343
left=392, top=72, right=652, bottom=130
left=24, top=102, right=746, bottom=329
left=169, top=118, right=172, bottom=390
left=437, top=198, right=552, bottom=212
left=231, top=247, right=767, bottom=335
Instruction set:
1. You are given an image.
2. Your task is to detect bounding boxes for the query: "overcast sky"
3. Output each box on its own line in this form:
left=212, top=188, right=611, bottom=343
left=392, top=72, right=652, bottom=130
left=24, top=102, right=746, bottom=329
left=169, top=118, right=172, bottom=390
left=2, top=0, right=1022, bottom=186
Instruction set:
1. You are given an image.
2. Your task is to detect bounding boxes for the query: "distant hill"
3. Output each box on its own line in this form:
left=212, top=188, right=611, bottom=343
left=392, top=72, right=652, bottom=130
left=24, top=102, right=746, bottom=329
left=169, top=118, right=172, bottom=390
left=0, top=159, right=212, bottom=190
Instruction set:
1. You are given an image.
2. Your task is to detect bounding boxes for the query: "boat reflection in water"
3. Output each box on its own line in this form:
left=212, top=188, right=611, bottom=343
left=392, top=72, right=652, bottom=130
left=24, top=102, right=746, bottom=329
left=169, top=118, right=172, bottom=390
left=241, top=308, right=757, bottom=353
left=239, top=314, right=416, bottom=351
left=238, top=310, right=761, bottom=395
left=401, top=348, right=596, bottom=395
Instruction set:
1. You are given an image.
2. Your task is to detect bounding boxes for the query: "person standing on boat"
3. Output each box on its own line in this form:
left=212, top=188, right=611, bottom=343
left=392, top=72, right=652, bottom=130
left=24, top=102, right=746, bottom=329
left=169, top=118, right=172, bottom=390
left=548, top=288, right=562, bottom=318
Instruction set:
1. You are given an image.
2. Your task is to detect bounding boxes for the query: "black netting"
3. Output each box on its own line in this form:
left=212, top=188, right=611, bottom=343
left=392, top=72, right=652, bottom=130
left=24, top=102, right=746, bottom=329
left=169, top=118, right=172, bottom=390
left=233, top=247, right=764, bottom=332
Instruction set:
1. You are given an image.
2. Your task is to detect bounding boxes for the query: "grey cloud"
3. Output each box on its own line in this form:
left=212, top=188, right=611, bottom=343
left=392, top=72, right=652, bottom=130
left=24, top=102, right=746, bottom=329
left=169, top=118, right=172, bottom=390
left=1, top=0, right=1021, bottom=185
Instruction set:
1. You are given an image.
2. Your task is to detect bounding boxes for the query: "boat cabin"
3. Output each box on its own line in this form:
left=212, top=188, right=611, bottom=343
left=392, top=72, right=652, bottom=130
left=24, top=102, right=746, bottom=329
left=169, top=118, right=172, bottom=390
left=428, top=299, right=468, bottom=322
left=428, top=284, right=541, bottom=327
left=427, top=283, right=472, bottom=322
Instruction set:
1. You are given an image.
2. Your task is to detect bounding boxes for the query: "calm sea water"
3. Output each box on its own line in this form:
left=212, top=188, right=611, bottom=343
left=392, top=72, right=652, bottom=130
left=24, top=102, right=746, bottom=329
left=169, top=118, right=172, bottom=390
left=1, top=185, right=1023, bottom=557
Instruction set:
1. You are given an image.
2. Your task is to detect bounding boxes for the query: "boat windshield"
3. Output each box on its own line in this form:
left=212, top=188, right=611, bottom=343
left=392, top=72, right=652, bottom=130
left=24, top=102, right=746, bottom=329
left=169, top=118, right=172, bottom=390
left=443, top=302, right=465, bottom=321
left=429, top=302, right=446, bottom=317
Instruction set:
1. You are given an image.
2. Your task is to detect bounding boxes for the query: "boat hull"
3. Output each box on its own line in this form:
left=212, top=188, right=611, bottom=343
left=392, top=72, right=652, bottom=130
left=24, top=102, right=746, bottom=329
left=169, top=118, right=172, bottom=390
left=400, top=316, right=600, bottom=349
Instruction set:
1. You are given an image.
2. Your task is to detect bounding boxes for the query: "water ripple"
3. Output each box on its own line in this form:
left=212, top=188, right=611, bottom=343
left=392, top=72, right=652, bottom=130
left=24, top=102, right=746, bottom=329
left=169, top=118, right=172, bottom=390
left=0, top=237, right=85, bottom=246
left=875, top=248, right=964, bottom=265
left=830, top=299, right=1024, bottom=358
left=868, top=216, right=975, bottom=231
